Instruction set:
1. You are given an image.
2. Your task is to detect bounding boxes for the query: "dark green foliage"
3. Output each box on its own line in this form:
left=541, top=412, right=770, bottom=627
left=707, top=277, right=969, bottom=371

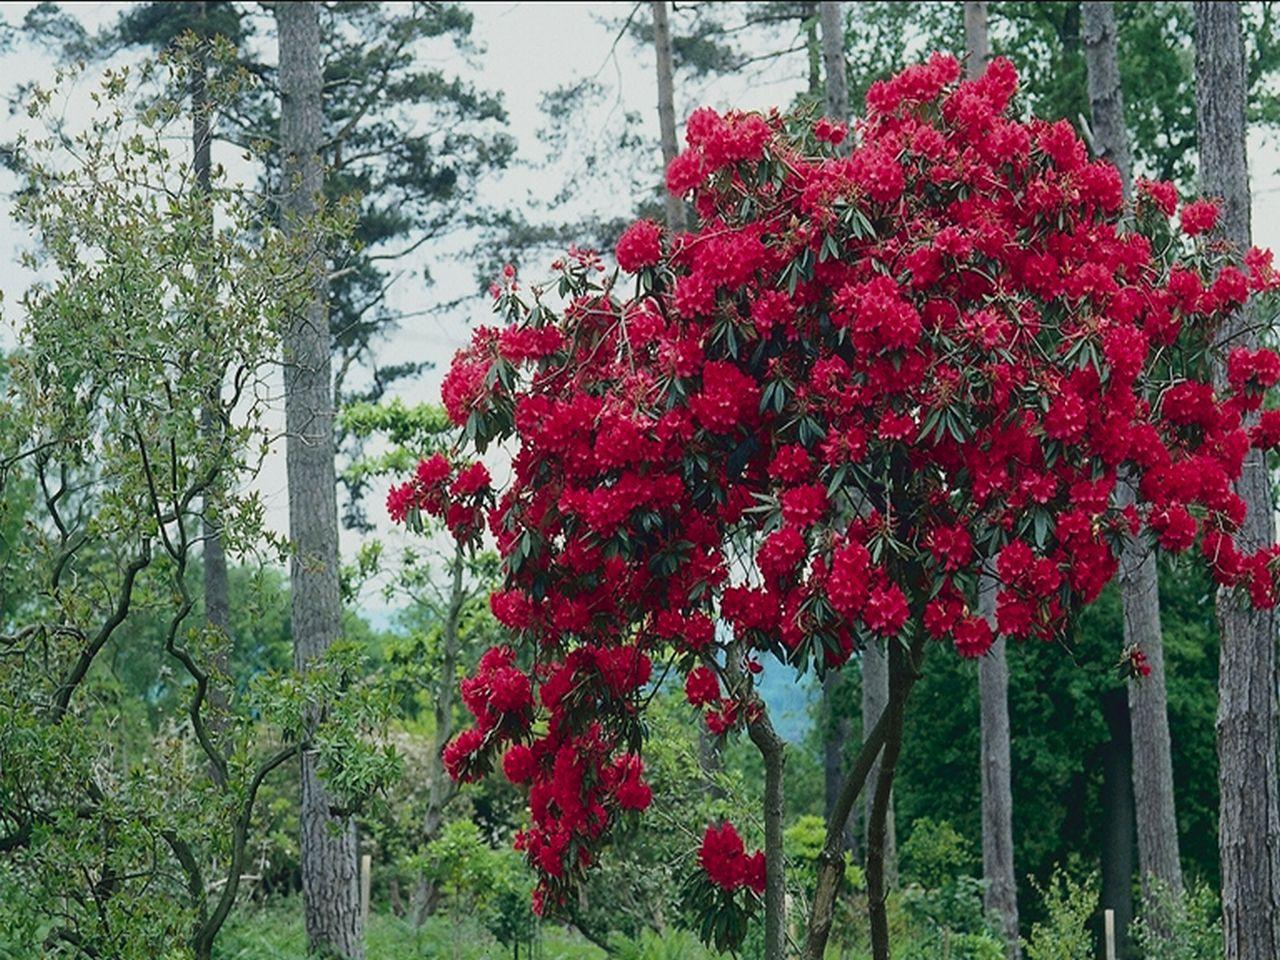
left=889, top=555, right=1219, bottom=925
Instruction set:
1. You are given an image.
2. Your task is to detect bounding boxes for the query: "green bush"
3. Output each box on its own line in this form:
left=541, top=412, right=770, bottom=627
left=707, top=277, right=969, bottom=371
left=1132, top=877, right=1222, bottom=960
left=1022, top=866, right=1097, bottom=960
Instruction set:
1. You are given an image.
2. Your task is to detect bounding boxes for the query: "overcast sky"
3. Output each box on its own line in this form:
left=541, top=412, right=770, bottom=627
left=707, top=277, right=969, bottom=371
left=3, top=2, right=1280, bottom=626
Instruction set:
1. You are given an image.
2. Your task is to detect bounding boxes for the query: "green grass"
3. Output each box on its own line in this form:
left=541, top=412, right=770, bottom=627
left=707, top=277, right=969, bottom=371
left=215, top=899, right=718, bottom=960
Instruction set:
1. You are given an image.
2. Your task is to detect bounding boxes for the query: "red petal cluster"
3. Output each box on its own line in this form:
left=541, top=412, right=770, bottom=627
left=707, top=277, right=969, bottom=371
left=698, top=822, right=766, bottom=895
left=394, top=54, right=1280, bottom=914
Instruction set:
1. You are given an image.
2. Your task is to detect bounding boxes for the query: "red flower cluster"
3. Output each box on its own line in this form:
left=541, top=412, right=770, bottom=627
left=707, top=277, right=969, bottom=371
left=698, top=822, right=766, bottom=895
left=392, top=54, right=1280, bottom=914
left=386, top=452, right=489, bottom=542
left=615, top=219, right=663, bottom=273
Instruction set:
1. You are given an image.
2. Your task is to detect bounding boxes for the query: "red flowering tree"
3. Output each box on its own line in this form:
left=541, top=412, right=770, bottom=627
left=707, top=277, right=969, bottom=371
left=390, top=54, right=1280, bottom=960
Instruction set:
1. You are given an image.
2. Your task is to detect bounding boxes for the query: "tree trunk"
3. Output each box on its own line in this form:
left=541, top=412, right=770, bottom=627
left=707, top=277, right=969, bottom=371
left=1099, top=690, right=1135, bottom=959
left=277, top=4, right=364, bottom=958
left=748, top=710, right=787, bottom=960
left=1083, top=0, right=1183, bottom=919
left=413, top=542, right=466, bottom=923
left=651, top=1, right=685, bottom=233
left=728, top=640, right=787, bottom=960
left=804, top=702, right=892, bottom=960
left=866, top=634, right=927, bottom=960
left=861, top=642, right=896, bottom=885
left=805, top=2, right=820, bottom=99
left=1196, top=6, right=1280, bottom=960
left=978, top=575, right=1020, bottom=958
left=817, top=1, right=853, bottom=857
left=822, top=671, right=853, bottom=849
left=963, top=1, right=990, bottom=80
left=190, top=0, right=231, bottom=738
left=966, top=9, right=1019, bottom=956
left=819, top=2, right=849, bottom=124
left=1081, top=2, right=1133, bottom=196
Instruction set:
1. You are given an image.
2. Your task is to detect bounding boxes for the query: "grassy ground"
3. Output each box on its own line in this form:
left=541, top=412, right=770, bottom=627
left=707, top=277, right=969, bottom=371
left=215, top=900, right=716, bottom=960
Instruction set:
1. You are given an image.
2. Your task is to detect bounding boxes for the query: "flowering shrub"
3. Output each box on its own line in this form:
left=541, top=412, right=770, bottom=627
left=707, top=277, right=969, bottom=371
left=391, top=53, right=1278, bottom=938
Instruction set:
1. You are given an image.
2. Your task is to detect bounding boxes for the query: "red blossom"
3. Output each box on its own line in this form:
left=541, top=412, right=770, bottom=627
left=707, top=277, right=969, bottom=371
left=389, top=54, right=1280, bottom=918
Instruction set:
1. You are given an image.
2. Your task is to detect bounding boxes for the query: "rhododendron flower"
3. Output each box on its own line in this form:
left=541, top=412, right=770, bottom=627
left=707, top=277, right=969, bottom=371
left=685, top=665, right=721, bottom=707
left=387, top=53, right=1280, bottom=920
left=1180, top=199, right=1219, bottom=236
left=954, top=616, right=994, bottom=658
left=813, top=117, right=847, bottom=145
left=503, top=744, right=537, bottom=784
left=699, top=822, right=764, bottom=894
left=615, top=219, right=663, bottom=272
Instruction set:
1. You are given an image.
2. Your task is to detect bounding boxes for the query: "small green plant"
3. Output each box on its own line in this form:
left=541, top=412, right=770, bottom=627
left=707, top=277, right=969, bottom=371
left=1022, top=865, right=1098, bottom=960
left=1132, top=877, right=1222, bottom=960
left=897, top=819, right=1004, bottom=960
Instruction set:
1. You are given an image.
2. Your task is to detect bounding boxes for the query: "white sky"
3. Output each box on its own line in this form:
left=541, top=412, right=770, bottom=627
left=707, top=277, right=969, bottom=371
left=2, top=1, right=1280, bottom=627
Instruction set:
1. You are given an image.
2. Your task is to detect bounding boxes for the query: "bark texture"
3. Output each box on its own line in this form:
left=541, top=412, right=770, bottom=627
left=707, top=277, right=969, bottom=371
left=1083, top=0, right=1183, bottom=913
left=1196, top=6, right=1280, bottom=959
left=1081, top=2, right=1133, bottom=196
left=1099, top=689, right=1135, bottom=959
left=963, top=1, right=990, bottom=80
left=866, top=635, right=926, bottom=960
left=651, top=1, right=685, bottom=233
left=861, top=642, right=896, bottom=884
left=727, top=643, right=787, bottom=960
left=805, top=705, right=891, bottom=960
left=978, top=575, right=1020, bottom=958
left=278, top=4, right=364, bottom=957
left=819, top=2, right=848, bottom=124
left=748, top=712, right=787, bottom=960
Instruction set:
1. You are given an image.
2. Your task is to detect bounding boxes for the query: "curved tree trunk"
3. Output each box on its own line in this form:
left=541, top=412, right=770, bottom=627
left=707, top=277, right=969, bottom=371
left=1083, top=1, right=1182, bottom=926
left=651, top=1, right=686, bottom=233
left=1195, top=6, right=1280, bottom=960
left=278, top=4, right=364, bottom=958
left=190, top=0, right=231, bottom=743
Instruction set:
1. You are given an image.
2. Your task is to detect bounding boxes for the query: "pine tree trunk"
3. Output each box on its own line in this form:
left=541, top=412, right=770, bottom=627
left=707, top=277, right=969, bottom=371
left=965, top=6, right=1019, bottom=956
left=1081, top=2, right=1133, bottom=196
left=817, top=1, right=853, bottom=851
left=978, top=575, right=1020, bottom=958
left=818, top=3, right=847, bottom=122
left=651, top=1, right=685, bottom=233
left=1195, top=6, right=1280, bottom=959
left=277, top=4, right=364, bottom=957
left=861, top=642, right=896, bottom=883
left=963, top=1, right=990, bottom=79
left=1099, top=690, right=1136, bottom=959
left=1082, top=1, right=1183, bottom=920
left=804, top=2, right=820, bottom=99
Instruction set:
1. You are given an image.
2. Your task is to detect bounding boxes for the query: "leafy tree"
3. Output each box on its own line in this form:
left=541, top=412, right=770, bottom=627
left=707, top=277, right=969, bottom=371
left=0, top=49, right=393, bottom=960
left=24, top=1, right=516, bottom=529
left=397, top=54, right=1280, bottom=960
